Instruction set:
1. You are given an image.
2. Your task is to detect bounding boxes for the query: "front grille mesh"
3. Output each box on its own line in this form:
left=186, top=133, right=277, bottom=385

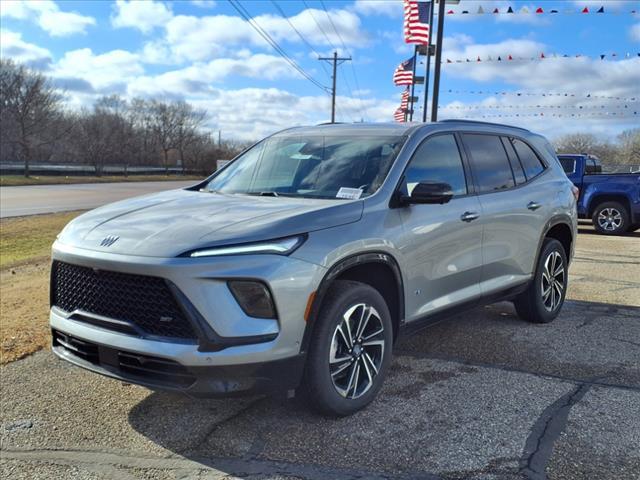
left=52, top=261, right=197, bottom=339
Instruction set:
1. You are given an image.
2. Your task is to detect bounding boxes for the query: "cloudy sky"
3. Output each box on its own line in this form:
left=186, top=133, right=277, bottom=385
left=1, top=0, right=638, bottom=141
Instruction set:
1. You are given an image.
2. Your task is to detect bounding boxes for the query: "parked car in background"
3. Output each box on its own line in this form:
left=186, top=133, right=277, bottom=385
left=558, top=154, right=640, bottom=235
left=50, top=120, right=577, bottom=416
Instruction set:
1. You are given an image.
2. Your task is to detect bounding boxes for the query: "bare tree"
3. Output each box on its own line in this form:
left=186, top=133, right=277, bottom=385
left=0, top=59, right=65, bottom=177
left=554, top=133, right=598, bottom=155
left=617, top=129, right=640, bottom=165
left=148, top=100, right=181, bottom=174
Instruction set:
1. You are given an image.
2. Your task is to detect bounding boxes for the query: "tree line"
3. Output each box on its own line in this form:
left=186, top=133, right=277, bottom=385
left=0, top=59, right=246, bottom=177
left=554, top=130, right=640, bottom=167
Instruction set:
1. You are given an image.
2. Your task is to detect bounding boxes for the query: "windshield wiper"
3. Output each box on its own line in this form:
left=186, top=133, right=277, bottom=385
left=247, top=191, right=280, bottom=197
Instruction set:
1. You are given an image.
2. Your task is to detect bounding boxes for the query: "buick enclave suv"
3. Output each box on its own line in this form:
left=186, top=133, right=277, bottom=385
left=50, top=120, right=577, bottom=416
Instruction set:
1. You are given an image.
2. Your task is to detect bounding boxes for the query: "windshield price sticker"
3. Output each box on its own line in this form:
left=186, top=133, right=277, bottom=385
left=336, top=187, right=363, bottom=199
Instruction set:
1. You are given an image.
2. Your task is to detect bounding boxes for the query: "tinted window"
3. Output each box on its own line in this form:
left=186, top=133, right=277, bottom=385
left=405, top=134, right=467, bottom=196
left=558, top=157, right=575, bottom=174
left=512, top=138, right=545, bottom=179
left=502, top=137, right=526, bottom=184
left=463, top=134, right=515, bottom=193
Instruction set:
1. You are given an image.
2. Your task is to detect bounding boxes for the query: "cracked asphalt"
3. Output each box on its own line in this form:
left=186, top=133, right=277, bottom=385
left=1, top=224, right=639, bottom=479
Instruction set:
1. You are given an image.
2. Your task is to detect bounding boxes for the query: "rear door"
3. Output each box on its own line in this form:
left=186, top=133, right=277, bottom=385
left=397, top=133, right=484, bottom=321
left=461, top=134, right=551, bottom=296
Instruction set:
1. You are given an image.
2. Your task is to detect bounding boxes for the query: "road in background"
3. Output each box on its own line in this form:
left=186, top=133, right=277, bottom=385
left=0, top=181, right=198, bottom=218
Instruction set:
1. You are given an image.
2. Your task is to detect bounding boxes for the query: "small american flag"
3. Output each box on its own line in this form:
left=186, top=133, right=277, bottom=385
left=394, top=107, right=406, bottom=122
left=400, top=87, right=410, bottom=109
left=393, top=56, right=414, bottom=86
left=404, top=0, right=431, bottom=45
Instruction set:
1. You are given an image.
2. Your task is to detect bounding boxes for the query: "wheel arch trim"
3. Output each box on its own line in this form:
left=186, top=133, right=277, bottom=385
left=300, top=251, right=405, bottom=353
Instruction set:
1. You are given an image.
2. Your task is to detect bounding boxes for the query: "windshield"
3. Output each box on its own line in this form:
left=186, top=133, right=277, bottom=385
left=206, top=135, right=406, bottom=199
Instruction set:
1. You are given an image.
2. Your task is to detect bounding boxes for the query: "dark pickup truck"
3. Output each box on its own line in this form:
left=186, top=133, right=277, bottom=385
left=558, top=154, right=640, bottom=235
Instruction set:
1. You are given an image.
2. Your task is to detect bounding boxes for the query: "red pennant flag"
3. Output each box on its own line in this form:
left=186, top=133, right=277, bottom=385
left=477, top=56, right=481, bottom=62
left=536, top=7, right=543, bottom=14
left=540, top=52, right=545, bottom=59
left=508, top=55, right=513, bottom=60
left=447, top=9, right=454, bottom=14
left=582, top=7, right=589, bottom=13
left=493, top=8, right=499, bottom=14
left=446, top=59, right=452, bottom=63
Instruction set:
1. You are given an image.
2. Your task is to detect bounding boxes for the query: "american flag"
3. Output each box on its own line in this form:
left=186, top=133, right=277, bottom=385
left=393, top=56, right=414, bottom=85
left=404, top=0, right=431, bottom=45
left=394, top=107, right=406, bottom=122
left=400, top=87, right=410, bottom=109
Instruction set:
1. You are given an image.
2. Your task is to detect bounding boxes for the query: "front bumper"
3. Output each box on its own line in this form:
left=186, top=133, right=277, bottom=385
left=52, top=329, right=305, bottom=397
left=49, top=241, right=326, bottom=395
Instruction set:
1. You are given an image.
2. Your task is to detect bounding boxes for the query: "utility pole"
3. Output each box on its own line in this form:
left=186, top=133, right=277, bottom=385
left=319, top=51, right=352, bottom=123
left=430, top=0, right=448, bottom=122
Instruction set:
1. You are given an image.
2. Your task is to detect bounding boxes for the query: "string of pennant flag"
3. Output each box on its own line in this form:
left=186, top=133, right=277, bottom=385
left=445, top=90, right=638, bottom=102
left=438, top=5, right=638, bottom=15
left=441, top=103, right=639, bottom=110
left=466, top=112, right=639, bottom=118
left=442, top=52, right=640, bottom=64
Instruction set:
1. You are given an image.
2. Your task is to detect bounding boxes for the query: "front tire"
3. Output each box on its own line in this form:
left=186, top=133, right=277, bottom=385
left=514, top=238, right=568, bottom=323
left=592, top=201, right=629, bottom=235
left=303, top=280, right=393, bottom=416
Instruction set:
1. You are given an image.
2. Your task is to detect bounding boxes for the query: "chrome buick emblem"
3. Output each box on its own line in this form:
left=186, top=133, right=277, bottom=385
left=100, top=235, right=119, bottom=247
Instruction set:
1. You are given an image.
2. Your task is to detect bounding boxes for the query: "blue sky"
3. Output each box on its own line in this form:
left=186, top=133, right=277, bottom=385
left=1, top=0, right=638, bottom=141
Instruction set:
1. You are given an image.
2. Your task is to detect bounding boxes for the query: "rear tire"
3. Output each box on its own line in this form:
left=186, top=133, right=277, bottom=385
left=303, top=280, right=393, bottom=417
left=514, top=238, right=568, bottom=324
left=592, top=201, right=629, bottom=235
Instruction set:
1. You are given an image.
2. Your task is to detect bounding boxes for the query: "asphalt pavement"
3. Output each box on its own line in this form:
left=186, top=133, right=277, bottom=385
left=0, top=181, right=198, bottom=218
left=1, top=228, right=639, bottom=479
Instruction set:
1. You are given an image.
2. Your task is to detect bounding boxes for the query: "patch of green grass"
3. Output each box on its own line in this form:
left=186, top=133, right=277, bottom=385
left=0, top=211, right=83, bottom=269
left=0, top=174, right=204, bottom=187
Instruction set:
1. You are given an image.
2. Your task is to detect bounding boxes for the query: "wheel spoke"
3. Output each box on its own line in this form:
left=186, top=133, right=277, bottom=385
left=331, top=360, right=352, bottom=378
left=361, top=356, right=373, bottom=385
left=349, top=363, right=361, bottom=398
left=362, top=339, right=384, bottom=348
left=355, top=306, right=372, bottom=340
left=336, top=325, right=352, bottom=349
left=363, top=327, right=383, bottom=341
left=363, top=351, right=378, bottom=375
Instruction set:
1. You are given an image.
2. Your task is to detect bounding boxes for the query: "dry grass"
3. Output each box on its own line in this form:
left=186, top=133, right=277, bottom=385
left=0, top=211, right=83, bottom=364
left=0, top=174, right=203, bottom=187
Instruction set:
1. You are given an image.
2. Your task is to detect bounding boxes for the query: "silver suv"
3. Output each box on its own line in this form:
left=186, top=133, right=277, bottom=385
left=50, top=121, right=577, bottom=416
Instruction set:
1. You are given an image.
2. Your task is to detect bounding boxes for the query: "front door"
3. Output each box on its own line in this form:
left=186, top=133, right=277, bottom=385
left=396, top=133, right=483, bottom=322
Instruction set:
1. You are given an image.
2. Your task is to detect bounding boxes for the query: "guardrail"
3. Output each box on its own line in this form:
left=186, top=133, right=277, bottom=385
left=0, top=163, right=191, bottom=176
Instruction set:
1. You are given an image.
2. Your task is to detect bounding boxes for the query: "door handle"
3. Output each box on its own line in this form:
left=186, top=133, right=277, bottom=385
left=527, top=201, right=542, bottom=211
left=460, top=211, right=479, bottom=222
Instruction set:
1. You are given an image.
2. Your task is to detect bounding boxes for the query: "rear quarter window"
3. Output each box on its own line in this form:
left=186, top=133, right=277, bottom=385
left=512, top=138, right=546, bottom=180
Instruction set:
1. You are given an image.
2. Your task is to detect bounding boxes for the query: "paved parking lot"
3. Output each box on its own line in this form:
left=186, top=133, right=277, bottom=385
left=1, top=226, right=639, bottom=480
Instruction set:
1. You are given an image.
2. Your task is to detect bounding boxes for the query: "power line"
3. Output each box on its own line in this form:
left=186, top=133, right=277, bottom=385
left=228, top=0, right=328, bottom=92
left=318, top=0, right=369, bottom=121
left=270, top=0, right=332, bottom=81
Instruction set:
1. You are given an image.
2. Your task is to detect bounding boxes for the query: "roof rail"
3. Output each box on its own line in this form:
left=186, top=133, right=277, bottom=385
left=439, top=119, right=531, bottom=132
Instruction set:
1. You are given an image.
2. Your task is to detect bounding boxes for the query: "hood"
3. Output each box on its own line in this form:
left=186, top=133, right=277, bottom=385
left=57, top=188, right=363, bottom=257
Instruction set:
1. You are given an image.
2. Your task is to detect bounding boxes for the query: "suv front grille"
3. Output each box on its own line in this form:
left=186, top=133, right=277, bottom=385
left=52, top=261, right=197, bottom=340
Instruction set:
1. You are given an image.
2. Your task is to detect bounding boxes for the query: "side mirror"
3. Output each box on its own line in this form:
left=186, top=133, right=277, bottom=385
left=402, top=181, right=454, bottom=205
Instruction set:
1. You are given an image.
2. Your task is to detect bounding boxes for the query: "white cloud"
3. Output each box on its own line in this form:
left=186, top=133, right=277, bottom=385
left=156, top=7, right=368, bottom=63
left=190, top=0, right=216, bottom=8
left=631, top=23, right=640, bottom=42
left=0, top=0, right=95, bottom=36
left=111, top=0, right=173, bottom=34
left=52, top=48, right=143, bottom=93
left=352, top=0, right=401, bottom=18
left=0, top=30, right=52, bottom=68
left=127, top=53, right=303, bottom=98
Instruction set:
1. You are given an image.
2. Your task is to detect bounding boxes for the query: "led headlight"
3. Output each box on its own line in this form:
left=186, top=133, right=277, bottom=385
left=188, top=235, right=305, bottom=258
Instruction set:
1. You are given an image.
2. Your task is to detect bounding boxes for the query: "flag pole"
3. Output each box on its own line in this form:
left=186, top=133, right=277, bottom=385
left=430, top=0, right=447, bottom=122
left=408, top=46, right=418, bottom=121
left=422, top=0, right=435, bottom=122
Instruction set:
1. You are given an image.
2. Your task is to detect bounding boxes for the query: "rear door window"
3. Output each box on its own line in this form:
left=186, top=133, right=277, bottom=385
left=511, top=138, right=545, bottom=180
left=404, top=134, right=468, bottom=196
left=462, top=134, right=515, bottom=193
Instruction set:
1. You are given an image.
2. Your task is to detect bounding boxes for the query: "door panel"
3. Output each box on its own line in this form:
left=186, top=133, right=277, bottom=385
left=398, top=197, right=483, bottom=320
